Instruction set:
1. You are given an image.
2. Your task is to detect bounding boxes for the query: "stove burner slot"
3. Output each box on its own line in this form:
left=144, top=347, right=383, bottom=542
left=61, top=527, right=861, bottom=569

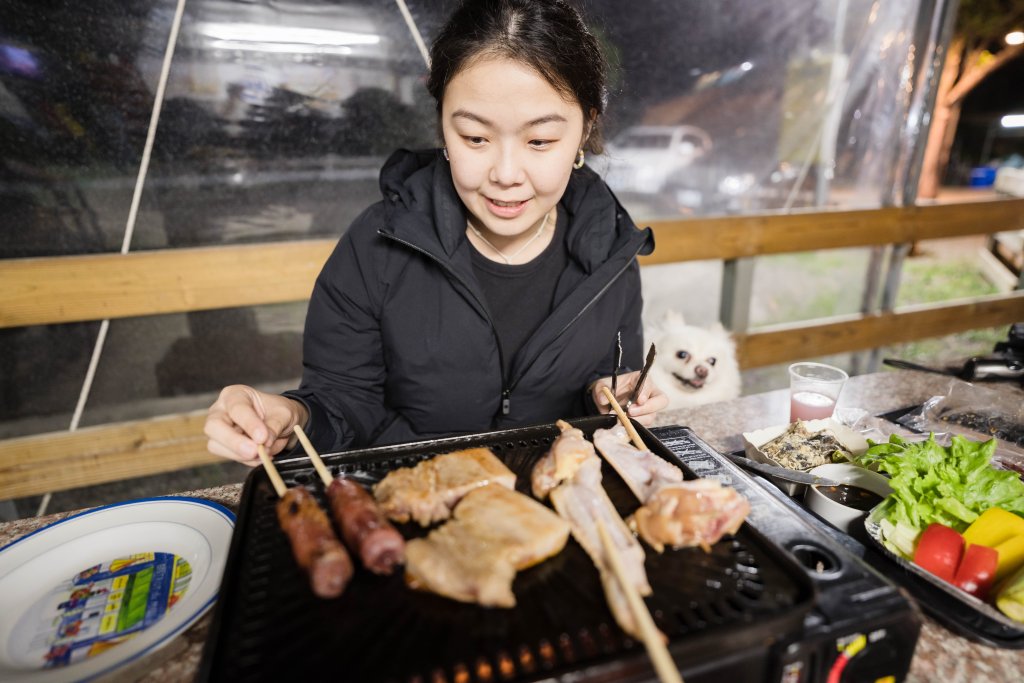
left=576, top=628, right=600, bottom=658
left=474, top=656, right=494, bottom=681
left=537, top=638, right=557, bottom=668
left=517, top=644, right=536, bottom=674
left=787, top=543, right=840, bottom=576
left=496, top=651, right=515, bottom=679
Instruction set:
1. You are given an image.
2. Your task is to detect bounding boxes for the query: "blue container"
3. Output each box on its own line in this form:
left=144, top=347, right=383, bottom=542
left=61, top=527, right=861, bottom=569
left=969, top=166, right=997, bottom=187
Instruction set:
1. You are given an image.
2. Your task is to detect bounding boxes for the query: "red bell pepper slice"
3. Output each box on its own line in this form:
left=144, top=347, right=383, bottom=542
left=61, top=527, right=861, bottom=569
left=954, top=544, right=999, bottom=598
left=913, top=523, right=964, bottom=582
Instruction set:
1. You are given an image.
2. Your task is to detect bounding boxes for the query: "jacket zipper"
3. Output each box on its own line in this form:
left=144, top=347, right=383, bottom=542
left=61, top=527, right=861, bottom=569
left=507, top=238, right=650, bottom=397
left=378, top=231, right=513, bottom=416
left=380, top=230, right=650, bottom=417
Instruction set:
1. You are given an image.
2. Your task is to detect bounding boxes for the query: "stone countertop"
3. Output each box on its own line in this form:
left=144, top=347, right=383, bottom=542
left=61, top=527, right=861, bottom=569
left=2, top=371, right=1022, bottom=682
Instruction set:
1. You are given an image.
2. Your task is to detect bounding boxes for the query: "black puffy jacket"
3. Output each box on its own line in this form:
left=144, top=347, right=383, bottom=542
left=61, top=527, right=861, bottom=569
left=287, top=149, right=654, bottom=454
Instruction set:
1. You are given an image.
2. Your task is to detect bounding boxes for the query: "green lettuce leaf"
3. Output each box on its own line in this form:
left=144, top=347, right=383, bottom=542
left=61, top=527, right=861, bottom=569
left=856, top=433, right=1024, bottom=557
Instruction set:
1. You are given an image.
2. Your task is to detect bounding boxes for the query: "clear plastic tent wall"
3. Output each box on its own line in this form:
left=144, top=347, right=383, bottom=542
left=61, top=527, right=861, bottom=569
left=593, top=0, right=930, bottom=219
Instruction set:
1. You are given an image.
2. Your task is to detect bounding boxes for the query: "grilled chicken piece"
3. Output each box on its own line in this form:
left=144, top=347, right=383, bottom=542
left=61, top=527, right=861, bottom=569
left=631, top=481, right=751, bottom=553
left=532, top=421, right=651, bottom=640
left=592, top=425, right=683, bottom=500
left=374, top=448, right=515, bottom=526
left=593, top=425, right=750, bottom=552
left=404, top=484, right=570, bottom=607
left=531, top=419, right=596, bottom=498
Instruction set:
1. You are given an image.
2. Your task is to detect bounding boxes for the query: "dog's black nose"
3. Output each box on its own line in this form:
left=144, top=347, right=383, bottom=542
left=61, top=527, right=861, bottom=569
left=695, top=365, right=709, bottom=379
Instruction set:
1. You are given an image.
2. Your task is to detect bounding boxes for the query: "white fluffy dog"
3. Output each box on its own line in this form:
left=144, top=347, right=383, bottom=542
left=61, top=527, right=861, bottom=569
left=646, top=311, right=741, bottom=409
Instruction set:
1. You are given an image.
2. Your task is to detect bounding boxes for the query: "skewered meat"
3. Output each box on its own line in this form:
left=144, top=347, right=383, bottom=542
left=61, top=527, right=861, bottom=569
left=631, top=481, right=751, bottom=553
left=532, top=420, right=651, bottom=639
left=276, top=486, right=354, bottom=598
left=404, top=484, right=570, bottom=607
left=531, top=419, right=595, bottom=499
left=326, top=477, right=405, bottom=575
left=591, top=424, right=683, bottom=501
left=593, top=424, right=750, bottom=552
left=374, top=447, right=516, bottom=526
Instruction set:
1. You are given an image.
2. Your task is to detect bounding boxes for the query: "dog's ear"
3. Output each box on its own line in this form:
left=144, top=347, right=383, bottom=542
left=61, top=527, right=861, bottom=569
left=710, top=321, right=738, bottom=351
left=664, top=309, right=686, bottom=327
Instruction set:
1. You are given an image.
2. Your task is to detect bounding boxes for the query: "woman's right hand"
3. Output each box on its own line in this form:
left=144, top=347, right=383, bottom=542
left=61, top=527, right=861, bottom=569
left=204, top=385, right=308, bottom=466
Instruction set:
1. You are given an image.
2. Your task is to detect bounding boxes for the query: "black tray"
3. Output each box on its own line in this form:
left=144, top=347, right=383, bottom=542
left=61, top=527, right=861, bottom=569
left=199, top=416, right=816, bottom=683
left=740, top=406, right=1024, bottom=648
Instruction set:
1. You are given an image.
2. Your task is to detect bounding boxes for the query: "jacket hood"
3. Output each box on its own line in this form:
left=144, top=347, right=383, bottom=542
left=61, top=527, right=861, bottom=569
left=378, top=148, right=653, bottom=273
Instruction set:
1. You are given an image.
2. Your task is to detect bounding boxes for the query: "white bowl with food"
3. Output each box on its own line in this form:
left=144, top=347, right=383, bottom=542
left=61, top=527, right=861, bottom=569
left=803, top=463, right=892, bottom=533
left=742, top=418, right=869, bottom=496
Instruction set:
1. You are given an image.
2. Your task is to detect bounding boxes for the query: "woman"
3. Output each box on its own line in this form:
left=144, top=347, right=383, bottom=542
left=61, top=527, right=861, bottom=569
left=205, top=0, right=667, bottom=465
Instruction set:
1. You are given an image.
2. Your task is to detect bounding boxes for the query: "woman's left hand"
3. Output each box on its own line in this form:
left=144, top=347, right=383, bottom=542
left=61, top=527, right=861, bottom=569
left=590, top=371, right=669, bottom=427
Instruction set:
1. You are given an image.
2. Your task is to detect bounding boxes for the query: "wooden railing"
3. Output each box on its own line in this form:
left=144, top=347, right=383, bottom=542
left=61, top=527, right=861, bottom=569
left=2, top=198, right=1023, bottom=499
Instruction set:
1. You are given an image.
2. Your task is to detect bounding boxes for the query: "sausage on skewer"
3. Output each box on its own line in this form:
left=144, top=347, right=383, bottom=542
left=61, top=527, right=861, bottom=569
left=326, top=477, right=405, bottom=575
left=276, top=485, right=355, bottom=596
left=294, top=425, right=406, bottom=575
left=258, top=445, right=353, bottom=598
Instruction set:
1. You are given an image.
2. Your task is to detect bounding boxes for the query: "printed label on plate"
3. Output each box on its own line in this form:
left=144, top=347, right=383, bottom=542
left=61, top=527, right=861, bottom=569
left=20, top=552, right=191, bottom=669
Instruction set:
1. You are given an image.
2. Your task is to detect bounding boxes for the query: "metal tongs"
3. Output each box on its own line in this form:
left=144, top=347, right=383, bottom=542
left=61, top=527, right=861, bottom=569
left=610, top=331, right=624, bottom=396
left=624, top=343, right=657, bottom=410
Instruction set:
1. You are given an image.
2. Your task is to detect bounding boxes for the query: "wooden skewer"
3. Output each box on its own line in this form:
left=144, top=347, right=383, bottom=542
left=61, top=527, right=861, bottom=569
left=596, top=518, right=684, bottom=683
left=257, top=444, right=287, bottom=498
left=293, top=425, right=333, bottom=488
left=600, top=385, right=647, bottom=451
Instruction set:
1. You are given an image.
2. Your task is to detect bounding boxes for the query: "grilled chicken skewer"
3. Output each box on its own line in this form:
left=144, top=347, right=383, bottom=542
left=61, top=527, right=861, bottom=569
left=593, top=390, right=750, bottom=553
left=257, top=445, right=353, bottom=598
left=294, top=426, right=406, bottom=575
left=532, top=420, right=653, bottom=640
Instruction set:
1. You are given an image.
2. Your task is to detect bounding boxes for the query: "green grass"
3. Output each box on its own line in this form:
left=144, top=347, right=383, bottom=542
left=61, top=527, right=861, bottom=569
left=740, top=248, right=1011, bottom=393
left=886, top=256, right=1005, bottom=364
left=751, top=248, right=871, bottom=325
left=896, top=258, right=998, bottom=306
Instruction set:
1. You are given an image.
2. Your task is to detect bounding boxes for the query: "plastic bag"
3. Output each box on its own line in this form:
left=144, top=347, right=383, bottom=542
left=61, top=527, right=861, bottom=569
left=892, top=382, right=1024, bottom=476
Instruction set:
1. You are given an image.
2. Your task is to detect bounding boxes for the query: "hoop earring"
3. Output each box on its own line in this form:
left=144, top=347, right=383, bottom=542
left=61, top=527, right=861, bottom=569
left=442, top=146, right=450, bottom=162
left=573, top=149, right=585, bottom=169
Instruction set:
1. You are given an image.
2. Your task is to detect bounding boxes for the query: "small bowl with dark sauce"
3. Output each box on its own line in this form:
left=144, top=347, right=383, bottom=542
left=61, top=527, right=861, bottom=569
left=803, top=463, right=892, bottom=533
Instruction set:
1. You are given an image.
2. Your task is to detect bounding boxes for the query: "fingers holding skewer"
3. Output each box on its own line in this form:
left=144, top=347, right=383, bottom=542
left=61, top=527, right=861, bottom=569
left=260, top=444, right=354, bottom=598
left=600, top=386, right=647, bottom=451
left=292, top=425, right=333, bottom=488
left=293, top=426, right=406, bottom=575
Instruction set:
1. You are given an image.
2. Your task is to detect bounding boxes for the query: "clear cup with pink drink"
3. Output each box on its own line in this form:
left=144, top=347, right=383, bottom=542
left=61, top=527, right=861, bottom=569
left=788, top=362, right=849, bottom=422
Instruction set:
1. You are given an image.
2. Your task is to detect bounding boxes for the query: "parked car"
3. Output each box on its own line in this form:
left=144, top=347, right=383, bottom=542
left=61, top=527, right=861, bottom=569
left=664, top=157, right=818, bottom=216
left=600, top=125, right=712, bottom=196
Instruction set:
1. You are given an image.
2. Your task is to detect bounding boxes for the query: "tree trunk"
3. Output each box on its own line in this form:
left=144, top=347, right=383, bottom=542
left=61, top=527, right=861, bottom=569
left=917, top=41, right=1023, bottom=200
left=917, top=41, right=963, bottom=200
left=919, top=100, right=964, bottom=199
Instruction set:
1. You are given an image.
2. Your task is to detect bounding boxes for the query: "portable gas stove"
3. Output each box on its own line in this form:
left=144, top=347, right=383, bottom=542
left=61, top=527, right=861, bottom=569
left=199, top=418, right=920, bottom=683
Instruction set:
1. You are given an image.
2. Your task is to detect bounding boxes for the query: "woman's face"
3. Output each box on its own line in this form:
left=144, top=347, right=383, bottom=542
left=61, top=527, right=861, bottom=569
left=441, top=55, right=585, bottom=244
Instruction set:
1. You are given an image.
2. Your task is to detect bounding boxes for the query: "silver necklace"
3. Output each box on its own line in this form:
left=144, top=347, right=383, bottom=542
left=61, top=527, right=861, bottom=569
left=468, top=209, right=551, bottom=265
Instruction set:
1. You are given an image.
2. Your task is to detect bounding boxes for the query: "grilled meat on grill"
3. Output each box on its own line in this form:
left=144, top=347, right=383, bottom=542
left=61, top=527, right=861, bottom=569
left=276, top=486, right=354, bottom=598
left=326, top=477, right=405, bottom=575
left=404, top=484, right=570, bottom=607
left=593, top=424, right=750, bottom=552
left=631, top=481, right=751, bottom=552
left=591, top=424, right=683, bottom=501
left=374, top=447, right=516, bottom=526
left=532, top=420, right=651, bottom=639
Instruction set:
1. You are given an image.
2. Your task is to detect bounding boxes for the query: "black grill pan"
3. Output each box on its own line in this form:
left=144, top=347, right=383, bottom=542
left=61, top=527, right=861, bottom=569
left=199, top=416, right=815, bottom=682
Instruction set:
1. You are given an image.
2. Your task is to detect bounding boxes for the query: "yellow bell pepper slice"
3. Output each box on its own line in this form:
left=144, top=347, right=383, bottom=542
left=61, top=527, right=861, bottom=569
left=995, top=535, right=1024, bottom=582
left=997, top=562, right=1024, bottom=622
left=963, top=508, right=1024, bottom=548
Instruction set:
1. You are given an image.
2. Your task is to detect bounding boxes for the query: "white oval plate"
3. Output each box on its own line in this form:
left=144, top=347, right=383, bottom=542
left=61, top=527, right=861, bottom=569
left=0, top=497, right=235, bottom=682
